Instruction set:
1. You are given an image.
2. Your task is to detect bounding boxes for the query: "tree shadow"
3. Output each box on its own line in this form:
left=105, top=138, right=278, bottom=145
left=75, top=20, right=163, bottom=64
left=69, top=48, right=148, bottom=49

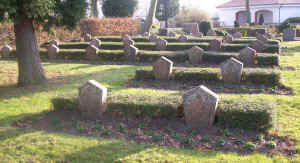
left=0, top=65, right=137, bottom=100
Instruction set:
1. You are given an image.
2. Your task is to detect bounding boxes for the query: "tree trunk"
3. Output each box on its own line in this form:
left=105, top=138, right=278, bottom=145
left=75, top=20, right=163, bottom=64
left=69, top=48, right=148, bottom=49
left=91, top=0, right=99, bottom=17
left=143, top=0, right=158, bottom=33
left=164, top=0, right=169, bottom=28
left=246, top=0, right=251, bottom=24
left=14, top=17, right=46, bottom=86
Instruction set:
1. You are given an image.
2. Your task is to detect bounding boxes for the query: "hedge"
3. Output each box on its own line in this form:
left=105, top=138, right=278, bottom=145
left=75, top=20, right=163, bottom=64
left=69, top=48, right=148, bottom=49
left=51, top=93, right=276, bottom=132
left=135, top=67, right=281, bottom=85
left=58, top=42, right=280, bottom=54
left=93, top=36, right=280, bottom=45
left=36, top=48, right=279, bottom=66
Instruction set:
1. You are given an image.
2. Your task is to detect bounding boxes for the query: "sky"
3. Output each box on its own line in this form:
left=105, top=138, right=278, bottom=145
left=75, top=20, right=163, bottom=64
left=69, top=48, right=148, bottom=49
left=135, top=0, right=230, bottom=17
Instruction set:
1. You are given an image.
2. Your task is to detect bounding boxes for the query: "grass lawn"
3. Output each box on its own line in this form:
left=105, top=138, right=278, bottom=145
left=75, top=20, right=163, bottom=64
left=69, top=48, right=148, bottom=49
left=0, top=41, right=300, bottom=162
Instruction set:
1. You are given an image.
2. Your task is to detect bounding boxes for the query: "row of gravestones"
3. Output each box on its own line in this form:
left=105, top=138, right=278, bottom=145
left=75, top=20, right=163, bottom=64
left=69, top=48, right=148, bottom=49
left=153, top=55, right=248, bottom=84
left=79, top=80, right=219, bottom=129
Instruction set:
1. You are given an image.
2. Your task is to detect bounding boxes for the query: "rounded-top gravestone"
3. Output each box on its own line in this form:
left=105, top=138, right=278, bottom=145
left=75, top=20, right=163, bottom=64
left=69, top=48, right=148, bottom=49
left=220, top=57, right=244, bottom=83
left=153, top=56, right=173, bottom=80
left=183, top=85, right=219, bottom=129
left=188, top=46, right=204, bottom=64
left=79, top=80, right=107, bottom=119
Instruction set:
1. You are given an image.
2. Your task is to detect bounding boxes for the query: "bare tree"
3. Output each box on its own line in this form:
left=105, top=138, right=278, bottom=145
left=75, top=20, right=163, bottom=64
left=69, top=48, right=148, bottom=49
left=246, top=0, right=251, bottom=24
left=143, top=0, right=158, bottom=33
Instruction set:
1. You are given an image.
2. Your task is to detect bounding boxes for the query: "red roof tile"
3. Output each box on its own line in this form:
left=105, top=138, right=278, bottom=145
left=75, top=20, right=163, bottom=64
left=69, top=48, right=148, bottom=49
left=217, top=0, right=300, bottom=8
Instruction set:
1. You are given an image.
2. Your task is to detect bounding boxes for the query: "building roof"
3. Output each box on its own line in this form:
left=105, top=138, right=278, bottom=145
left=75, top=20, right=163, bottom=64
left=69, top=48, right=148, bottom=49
left=217, top=0, right=300, bottom=8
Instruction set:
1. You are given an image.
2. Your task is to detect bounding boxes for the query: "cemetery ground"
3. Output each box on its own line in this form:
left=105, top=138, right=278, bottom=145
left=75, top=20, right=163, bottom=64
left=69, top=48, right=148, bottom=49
left=0, top=41, right=300, bottom=162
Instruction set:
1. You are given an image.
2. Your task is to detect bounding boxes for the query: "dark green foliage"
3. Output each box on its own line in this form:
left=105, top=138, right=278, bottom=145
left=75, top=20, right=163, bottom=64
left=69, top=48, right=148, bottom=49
left=199, top=21, right=213, bottom=35
left=94, top=36, right=280, bottom=45
left=135, top=68, right=281, bottom=86
left=216, top=100, right=276, bottom=132
left=278, top=17, right=300, bottom=32
left=57, top=41, right=280, bottom=53
left=0, top=0, right=87, bottom=29
left=155, top=0, right=180, bottom=21
left=259, top=15, right=264, bottom=25
left=102, top=0, right=138, bottom=17
left=51, top=94, right=276, bottom=132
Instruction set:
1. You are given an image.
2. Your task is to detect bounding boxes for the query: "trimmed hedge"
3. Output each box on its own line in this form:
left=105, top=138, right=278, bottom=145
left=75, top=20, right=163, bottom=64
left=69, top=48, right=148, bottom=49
left=37, top=48, right=279, bottom=66
left=58, top=42, right=280, bottom=54
left=51, top=93, right=276, bottom=132
left=93, top=36, right=280, bottom=45
left=135, top=67, right=281, bottom=85
left=216, top=100, right=276, bottom=131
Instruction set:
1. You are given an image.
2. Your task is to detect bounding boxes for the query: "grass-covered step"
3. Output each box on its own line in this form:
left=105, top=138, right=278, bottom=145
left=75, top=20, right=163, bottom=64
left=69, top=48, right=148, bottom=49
left=135, top=67, right=282, bottom=86
left=94, top=36, right=280, bottom=45
left=37, top=49, right=279, bottom=66
left=58, top=42, right=280, bottom=54
left=51, top=93, right=276, bottom=132
left=139, top=51, right=279, bottom=66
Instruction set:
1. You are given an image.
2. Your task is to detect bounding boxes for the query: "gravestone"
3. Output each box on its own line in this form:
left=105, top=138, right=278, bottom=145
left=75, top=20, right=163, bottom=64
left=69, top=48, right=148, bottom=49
left=264, top=32, right=274, bottom=39
left=123, top=39, right=135, bottom=47
left=49, top=40, right=59, bottom=46
left=178, top=35, right=188, bottom=42
left=79, top=80, right=107, bottom=118
left=255, top=28, right=266, bottom=35
left=193, top=32, right=203, bottom=38
left=210, top=39, right=222, bottom=51
left=239, top=47, right=257, bottom=65
left=256, top=33, right=268, bottom=42
left=143, top=32, right=151, bottom=37
left=182, top=23, right=199, bottom=34
left=159, top=28, right=169, bottom=36
left=183, top=85, right=219, bottom=129
left=206, top=30, right=216, bottom=36
left=153, top=56, right=173, bottom=80
left=188, top=46, right=204, bottom=64
left=125, top=45, right=139, bottom=61
left=48, top=44, right=59, bottom=60
left=90, top=39, right=101, bottom=48
left=283, top=28, right=296, bottom=41
left=122, top=34, right=131, bottom=41
left=168, top=32, right=177, bottom=37
left=233, top=32, right=242, bottom=38
left=0, top=45, right=12, bottom=58
left=250, top=40, right=265, bottom=52
left=224, top=34, right=233, bottom=43
left=84, top=33, right=92, bottom=42
left=149, top=34, right=159, bottom=42
left=220, top=57, right=244, bottom=83
left=85, top=45, right=99, bottom=60
left=156, top=38, right=168, bottom=50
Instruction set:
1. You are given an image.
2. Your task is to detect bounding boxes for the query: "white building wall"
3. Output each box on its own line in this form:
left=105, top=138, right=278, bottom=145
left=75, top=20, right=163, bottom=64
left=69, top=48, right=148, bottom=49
left=218, top=4, right=300, bottom=26
left=279, top=5, right=300, bottom=22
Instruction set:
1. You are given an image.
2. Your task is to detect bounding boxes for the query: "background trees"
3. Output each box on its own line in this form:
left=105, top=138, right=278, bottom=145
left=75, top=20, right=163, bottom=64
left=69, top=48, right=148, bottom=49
left=0, top=0, right=87, bottom=86
left=102, top=0, right=138, bottom=17
left=155, top=0, right=180, bottom=28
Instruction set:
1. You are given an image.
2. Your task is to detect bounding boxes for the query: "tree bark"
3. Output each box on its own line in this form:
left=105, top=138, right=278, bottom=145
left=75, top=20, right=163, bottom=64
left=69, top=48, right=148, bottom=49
left=246, top=0, right=251, bottom=24
left=143, top=0, right=158, bottom=33
left=164, top=0, right=169, bottom=28
left=14, top=17, right=46, bottom=86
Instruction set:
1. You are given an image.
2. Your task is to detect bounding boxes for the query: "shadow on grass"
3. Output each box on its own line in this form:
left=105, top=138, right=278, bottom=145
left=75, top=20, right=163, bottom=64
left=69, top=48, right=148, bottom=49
left=127, top=79, right=293, bottom=95
left=0, top=65, right=137, bottom=101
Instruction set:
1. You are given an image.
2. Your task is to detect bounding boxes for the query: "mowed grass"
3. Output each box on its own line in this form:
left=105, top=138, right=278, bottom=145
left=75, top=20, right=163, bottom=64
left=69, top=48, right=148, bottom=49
left=0, top=41, right=299, bottom=162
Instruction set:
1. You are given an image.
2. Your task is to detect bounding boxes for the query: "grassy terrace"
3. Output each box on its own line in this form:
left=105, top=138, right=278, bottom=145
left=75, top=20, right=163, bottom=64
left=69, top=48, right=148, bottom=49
left=93, top=36, right=280, bottom=45
left=56, top=41, right=280, bottom=53
left=0, top=41, right=299, bottom=162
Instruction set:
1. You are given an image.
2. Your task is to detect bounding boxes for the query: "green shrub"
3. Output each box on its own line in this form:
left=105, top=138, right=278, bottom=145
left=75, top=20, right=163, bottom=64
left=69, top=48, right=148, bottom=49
left=135, top=67, right=281, bottom=86
left=57, top=42, right=280, bottom=53
left=102, top=0, right=138, bottom=17
left=216, top=100, right=276, bottom=132
left=278, top=17, right=300, bottom=32
left=51, top=93, right=276, bottom=132
left=199, top=21, right=213, bottom=35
